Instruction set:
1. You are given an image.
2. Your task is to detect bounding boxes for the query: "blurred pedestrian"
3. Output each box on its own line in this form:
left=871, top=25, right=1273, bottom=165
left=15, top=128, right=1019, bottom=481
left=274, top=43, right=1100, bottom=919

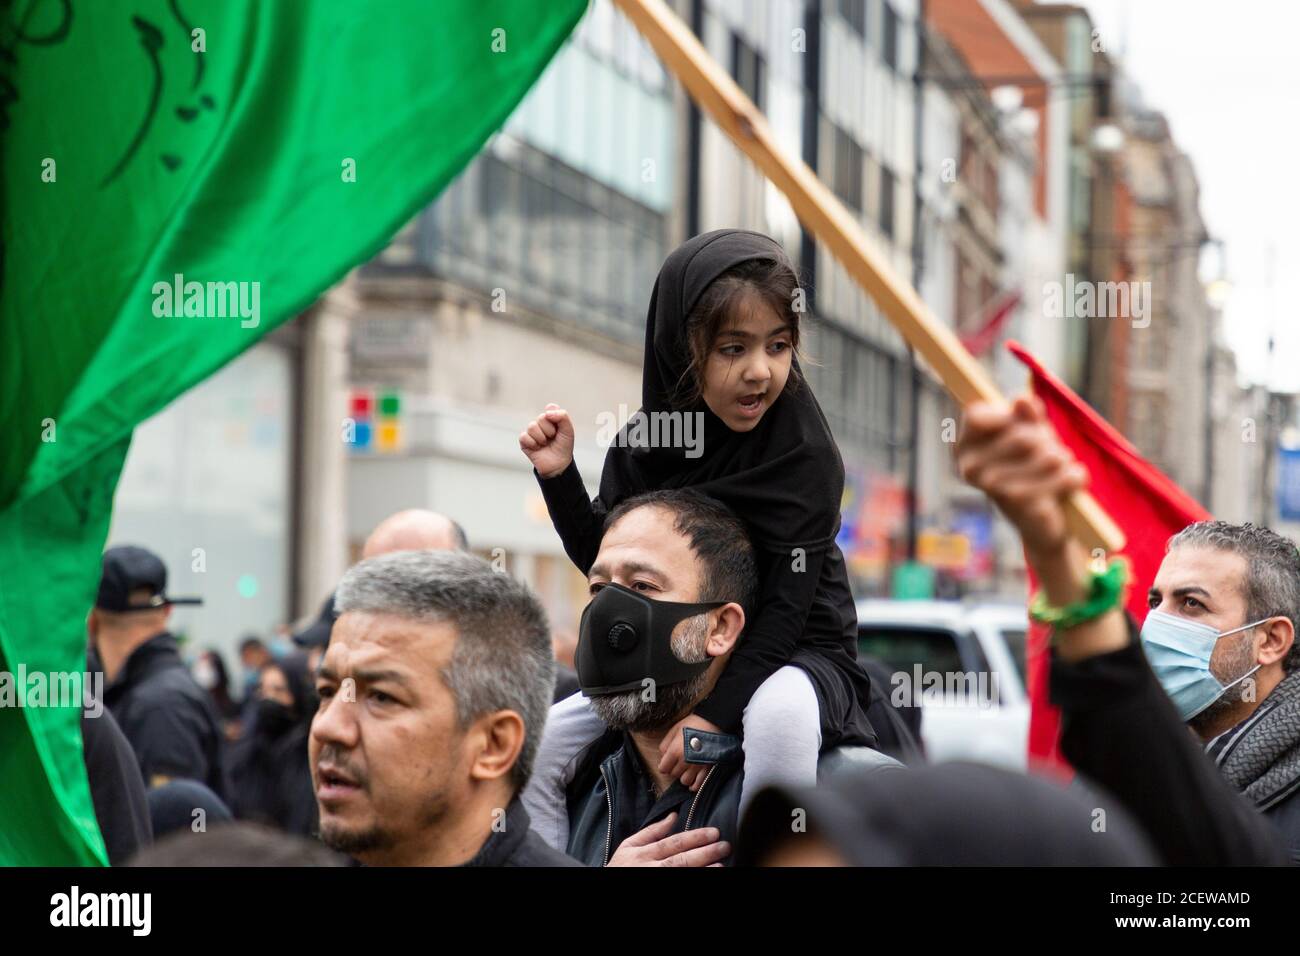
left=192, top=648, right=242, bottom=739
left=92, top=545, right=228, bottom=801
left=292, top=595, right=337, bottom=678
left=361, top=508, right=469, bottom=558
left=147, top=779, right=233, bottom=840
left=230, top=652, right=318, bottom=836
left=238, top=635, right=273, bottom=702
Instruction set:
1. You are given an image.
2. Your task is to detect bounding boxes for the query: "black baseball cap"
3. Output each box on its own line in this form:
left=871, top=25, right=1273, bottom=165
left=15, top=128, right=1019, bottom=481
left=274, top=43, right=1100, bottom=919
left=96, top=545, right=203, bottom=612
left=292, top=593, right=337, bottom=648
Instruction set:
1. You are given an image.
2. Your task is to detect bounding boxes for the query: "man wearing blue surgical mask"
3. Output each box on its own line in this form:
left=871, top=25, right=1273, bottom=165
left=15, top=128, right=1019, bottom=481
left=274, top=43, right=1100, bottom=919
left=1145, top=527, right=1297, bottom=734
left=956, top=395, right=1291, bottom=865
left=1143, top=523, right=1300, bottom=851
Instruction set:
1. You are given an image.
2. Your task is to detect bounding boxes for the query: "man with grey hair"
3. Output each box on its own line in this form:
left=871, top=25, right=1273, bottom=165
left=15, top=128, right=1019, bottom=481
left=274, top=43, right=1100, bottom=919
left=1150, top=520, right=1300, bottom=858
left=309, top=549, right=579, bottom=866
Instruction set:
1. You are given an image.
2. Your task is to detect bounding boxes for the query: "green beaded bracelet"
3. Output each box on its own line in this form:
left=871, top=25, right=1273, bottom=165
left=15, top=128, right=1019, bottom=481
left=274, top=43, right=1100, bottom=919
left=1028, top=556, right=1131, bottom=632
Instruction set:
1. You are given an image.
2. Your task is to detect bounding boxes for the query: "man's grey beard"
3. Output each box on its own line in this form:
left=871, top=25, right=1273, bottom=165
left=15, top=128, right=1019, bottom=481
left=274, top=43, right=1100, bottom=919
left=589, top=612, right=713, bottom=734
left=1189, top=631, right=1259, bottom=734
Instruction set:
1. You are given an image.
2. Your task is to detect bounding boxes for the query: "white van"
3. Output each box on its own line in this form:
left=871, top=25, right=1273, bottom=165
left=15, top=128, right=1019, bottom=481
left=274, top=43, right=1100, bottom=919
left=856, top=599, right=1030, bottom=769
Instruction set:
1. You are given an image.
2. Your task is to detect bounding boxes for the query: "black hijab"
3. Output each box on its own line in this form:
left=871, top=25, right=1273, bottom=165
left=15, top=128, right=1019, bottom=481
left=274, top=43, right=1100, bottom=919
left=274, top=651, right=316, bottom=721
left=599, top=229, right=844, bottom=553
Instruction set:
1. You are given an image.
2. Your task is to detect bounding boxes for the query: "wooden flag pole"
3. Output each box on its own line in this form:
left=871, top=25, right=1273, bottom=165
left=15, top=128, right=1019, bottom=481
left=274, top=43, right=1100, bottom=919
left=613, top=0, right=1126, bottom=554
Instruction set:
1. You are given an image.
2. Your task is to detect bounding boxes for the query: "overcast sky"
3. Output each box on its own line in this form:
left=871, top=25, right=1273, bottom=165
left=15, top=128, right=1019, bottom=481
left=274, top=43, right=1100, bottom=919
left=1076, top=0, right=1297, bottom=392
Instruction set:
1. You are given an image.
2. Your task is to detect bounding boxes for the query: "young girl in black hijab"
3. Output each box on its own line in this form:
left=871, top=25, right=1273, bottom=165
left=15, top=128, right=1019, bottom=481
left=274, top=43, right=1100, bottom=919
left=519, top=229, right=876, bottom=849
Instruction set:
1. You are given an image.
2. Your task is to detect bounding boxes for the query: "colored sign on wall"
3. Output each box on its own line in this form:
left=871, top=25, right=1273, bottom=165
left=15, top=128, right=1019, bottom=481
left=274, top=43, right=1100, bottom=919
left=348, top=388, right=404, bottom=454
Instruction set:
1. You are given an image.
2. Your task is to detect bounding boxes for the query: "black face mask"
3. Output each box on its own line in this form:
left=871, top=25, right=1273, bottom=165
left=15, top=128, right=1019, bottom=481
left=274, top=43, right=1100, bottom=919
left=255, top=698, right=296, bottom=739
left=577, top=583, right=725, bottom=696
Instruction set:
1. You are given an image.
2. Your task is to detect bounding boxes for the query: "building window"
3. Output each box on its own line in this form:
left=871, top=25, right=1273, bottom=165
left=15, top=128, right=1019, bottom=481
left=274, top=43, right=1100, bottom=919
left=417, top=143, right=667, bottom=346
left=882, top=2, right=899, bottom=72
left=730, top=31, right=765, bottom=111
left=829, top=124, right=865, bottom=212
left=804, top=320, right=903, bottom=467
left=837, top=0, right=867, bottom=39
left=879, top=164, right=895, bottom=238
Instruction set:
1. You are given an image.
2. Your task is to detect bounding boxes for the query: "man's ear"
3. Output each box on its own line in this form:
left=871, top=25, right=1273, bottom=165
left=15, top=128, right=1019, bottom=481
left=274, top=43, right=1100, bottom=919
left=705, top=603, right=745, bottom=658
left=1258, top=617, right=1295, bottom=668
left=467, top=710, right=526, bottom=784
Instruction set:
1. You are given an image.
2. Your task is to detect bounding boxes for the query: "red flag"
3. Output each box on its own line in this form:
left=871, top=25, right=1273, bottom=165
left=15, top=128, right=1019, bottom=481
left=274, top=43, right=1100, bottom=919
left=959, top=289, right=1023, bottom=357
left=1006, top=341, right=1213, bottom=774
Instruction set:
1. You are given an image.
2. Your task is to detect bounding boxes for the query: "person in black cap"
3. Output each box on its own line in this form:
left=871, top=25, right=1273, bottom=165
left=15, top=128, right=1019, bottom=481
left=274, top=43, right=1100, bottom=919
left=91, top=545, right=229, bottom=802
left=292, top=594, right=337, bottom=677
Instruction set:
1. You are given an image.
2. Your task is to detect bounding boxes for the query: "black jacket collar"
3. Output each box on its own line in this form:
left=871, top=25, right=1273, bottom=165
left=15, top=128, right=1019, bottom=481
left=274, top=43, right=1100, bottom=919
left=103, top=631, right=183, bottom=700
left=462, top=796, right=531, bottom=867
left=461, top=795, right=581, bottom=867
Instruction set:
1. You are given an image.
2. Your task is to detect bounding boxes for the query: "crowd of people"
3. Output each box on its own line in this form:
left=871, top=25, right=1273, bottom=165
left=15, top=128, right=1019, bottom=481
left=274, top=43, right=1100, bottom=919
left=77, top=230, right=1299, bottom=867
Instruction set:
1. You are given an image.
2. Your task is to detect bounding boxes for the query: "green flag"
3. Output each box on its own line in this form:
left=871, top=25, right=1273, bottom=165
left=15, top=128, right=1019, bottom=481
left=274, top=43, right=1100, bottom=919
left=1, top=0, right=587, bottom=865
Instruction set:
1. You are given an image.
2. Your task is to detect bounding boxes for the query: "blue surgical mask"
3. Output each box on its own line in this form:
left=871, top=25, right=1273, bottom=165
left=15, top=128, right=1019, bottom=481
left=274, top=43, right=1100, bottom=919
left=1140, top=610, right=1269, bottom=721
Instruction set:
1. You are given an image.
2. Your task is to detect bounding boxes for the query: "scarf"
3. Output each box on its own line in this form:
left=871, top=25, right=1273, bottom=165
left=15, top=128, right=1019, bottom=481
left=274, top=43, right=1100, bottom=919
left=1208, top=666, right=1300, bottom=810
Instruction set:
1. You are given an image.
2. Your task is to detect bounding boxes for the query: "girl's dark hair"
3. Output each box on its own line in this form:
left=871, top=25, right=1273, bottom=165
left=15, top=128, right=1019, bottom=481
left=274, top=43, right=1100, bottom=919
left=671, top=251, right=807, bottom=408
